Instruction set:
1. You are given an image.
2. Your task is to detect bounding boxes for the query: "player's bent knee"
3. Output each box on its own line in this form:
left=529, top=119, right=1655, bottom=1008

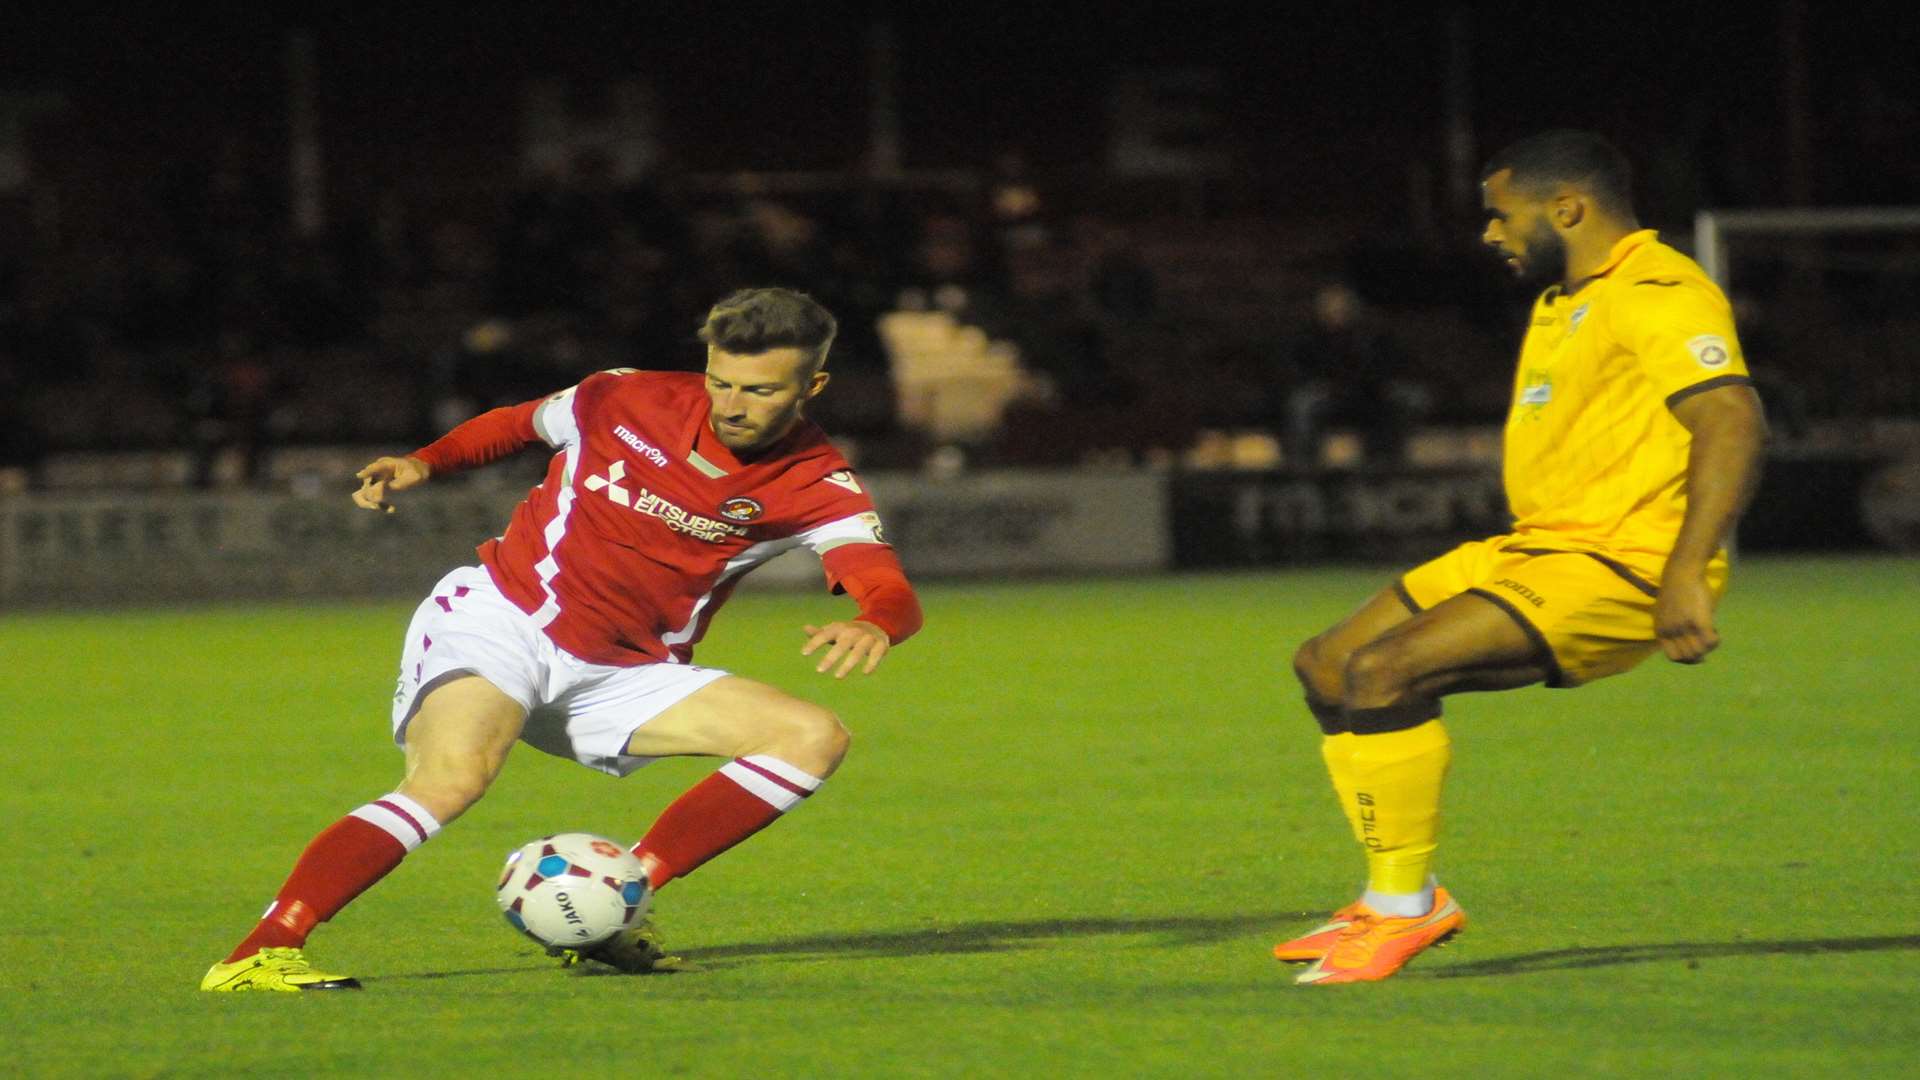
left=401, top=755, right=500, bottom=822
left=1342, top=640, right=1410, bottom=701
left=400, top=782, right=488, bottom=824
left=799, top=705, right=852, bottom=761
left=758, top=701, right=850, bottom=772
left=1292, top=636, right=1343, bottom=701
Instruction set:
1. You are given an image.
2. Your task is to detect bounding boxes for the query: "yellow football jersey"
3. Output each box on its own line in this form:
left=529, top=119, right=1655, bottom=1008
left=1503, top=229, right=1753, bottom=576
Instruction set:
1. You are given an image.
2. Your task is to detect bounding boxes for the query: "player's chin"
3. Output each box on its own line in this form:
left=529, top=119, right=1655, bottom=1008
left=715, top=424, right=760, bottom=449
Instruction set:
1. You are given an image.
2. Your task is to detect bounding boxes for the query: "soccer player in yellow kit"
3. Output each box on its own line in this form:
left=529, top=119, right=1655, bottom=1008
left=1276, top=130, right=1768, bottom=985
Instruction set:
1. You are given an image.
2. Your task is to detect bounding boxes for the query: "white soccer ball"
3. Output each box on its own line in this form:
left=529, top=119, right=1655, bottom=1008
left=495, top=833, right=652, bottom=950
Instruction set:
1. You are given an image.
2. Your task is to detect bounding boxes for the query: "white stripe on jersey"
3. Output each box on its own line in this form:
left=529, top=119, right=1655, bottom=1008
left=797, top=512, right=888, bottom=555
left=532, top=386, right=580, bottom=447
left=530, top=388, right=584, bottom=627
left=659, top=536, right=803, bottom=656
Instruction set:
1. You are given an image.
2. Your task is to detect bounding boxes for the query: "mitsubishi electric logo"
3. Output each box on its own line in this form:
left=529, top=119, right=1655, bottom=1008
left=583, top=462, right=747, bottom=543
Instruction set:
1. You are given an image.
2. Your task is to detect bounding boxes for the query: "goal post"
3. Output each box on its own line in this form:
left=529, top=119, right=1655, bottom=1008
left=1692, top=205, right=1920, bottom=554
left=1693, top=206, right=1920, bottom=286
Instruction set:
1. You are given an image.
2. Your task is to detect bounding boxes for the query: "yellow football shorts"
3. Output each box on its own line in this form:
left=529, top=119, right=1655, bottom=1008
left=1396, top=535, right=1728, bottom=688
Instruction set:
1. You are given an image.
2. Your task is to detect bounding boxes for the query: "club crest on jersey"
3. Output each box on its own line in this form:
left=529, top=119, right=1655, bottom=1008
left=1687, top=334, right=1732, bottom=369
left=719, top=496, right=765, bottom=522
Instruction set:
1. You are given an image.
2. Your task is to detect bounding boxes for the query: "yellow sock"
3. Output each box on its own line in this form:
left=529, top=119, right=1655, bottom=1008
left=1348, top=720, right=1451, bottom=896
left=1320, top=732, right=1366, bottom=844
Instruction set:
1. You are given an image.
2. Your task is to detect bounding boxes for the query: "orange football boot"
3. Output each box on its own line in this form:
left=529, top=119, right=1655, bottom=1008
left=1272, top=900, right=1365, bottom=962
left=1294, top=888, right=1465, bottom=985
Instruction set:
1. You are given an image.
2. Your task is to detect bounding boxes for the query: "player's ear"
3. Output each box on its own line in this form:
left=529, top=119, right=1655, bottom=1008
left=1552, top=192, right=1585, bottom=230
left=806, top=370, right=831, bottom=399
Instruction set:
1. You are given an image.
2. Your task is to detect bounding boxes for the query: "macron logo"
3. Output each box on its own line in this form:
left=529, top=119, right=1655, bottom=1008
left=613, top=425, right=669, bottom=469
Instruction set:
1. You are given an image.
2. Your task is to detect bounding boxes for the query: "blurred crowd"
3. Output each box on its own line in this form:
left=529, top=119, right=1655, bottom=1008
left=0, top=143, right=1909, bottom=492
left=0, top=148, right=1464, bottom=490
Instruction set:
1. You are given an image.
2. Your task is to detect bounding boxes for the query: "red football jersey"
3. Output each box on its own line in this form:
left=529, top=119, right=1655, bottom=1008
left=421, top=370, right=894, bottom=666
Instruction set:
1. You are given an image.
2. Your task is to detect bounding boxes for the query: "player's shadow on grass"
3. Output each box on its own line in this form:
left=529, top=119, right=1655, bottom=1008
left=1418, top=933, right=1920, bottom=979
left=693, top=911, right=1299, bottom=967
left=374, top=910, right=1323, bottom=981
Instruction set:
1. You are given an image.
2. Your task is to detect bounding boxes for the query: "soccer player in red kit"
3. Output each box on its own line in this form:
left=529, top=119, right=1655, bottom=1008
left=202, top=288, right=923, bottom=991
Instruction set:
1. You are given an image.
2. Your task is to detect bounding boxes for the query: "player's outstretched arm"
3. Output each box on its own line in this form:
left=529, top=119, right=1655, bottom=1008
left=1657, top=383, right=1767, bottom=663
left=362, top=397, right=550, bottom=514
left=353, top=455, right=432, bottom=513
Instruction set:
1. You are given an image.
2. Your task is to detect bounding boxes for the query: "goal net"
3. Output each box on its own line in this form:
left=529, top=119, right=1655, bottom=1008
left=1694, top=207, right=1920, bottom=551
left=1692, top=207, right=1920, bottom=445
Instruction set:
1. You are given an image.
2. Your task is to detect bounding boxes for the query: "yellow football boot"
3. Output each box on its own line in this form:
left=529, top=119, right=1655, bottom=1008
left=200, top=947, right=362, bottom=992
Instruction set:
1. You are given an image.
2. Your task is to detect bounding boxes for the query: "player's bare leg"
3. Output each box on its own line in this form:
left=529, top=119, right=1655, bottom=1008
left=625, top=674, right=850, bottom=778
left=618, top=675, right=849, bottom=890
left=1341, top=592, right=1548, bottom=708
left=396, top=674, right=530, bottom=824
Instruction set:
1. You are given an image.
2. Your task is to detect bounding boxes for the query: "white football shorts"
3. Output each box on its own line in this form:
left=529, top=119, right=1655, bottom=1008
left=390, top=565, right=729, bottom=777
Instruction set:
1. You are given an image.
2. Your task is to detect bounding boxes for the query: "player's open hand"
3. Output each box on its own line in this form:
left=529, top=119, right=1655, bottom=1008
left=353, top=455, right=432, bottom=513
left=801, top=620, right=890, bottom=678
left=1654, top=575, right=1720, bottom=664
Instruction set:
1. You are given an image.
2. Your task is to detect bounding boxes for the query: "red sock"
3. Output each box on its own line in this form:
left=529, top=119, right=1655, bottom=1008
left=225, top=793, right=441, bottom=962
left=632, top=756, right=823, bottom=890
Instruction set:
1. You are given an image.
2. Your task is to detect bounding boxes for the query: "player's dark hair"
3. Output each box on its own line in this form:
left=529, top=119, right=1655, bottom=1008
left=1482, top=130, right=1635, bottom=217
left=699, top=287, right=838, bottom=370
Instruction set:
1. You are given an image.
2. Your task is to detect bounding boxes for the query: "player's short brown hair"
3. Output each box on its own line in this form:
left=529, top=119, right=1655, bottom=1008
left=1482, top=129, right=1635, bottom=218
left=699, top=287, right=839, bottom=371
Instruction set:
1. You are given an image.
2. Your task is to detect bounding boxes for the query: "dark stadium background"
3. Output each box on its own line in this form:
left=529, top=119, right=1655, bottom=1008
left=4, top=11, right=1918, bottom=1075
left=2, top=3, right=1916, bottom=587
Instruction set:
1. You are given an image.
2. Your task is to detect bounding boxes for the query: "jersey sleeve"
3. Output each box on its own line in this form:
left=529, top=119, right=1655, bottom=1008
left=530, top=368, right=649, bottom=449
left=410, top=398, right=543, bottom=474
left=819, top=541, right=922, bottom=643
left=1611, top=278, right=1753, bottom=410
left=527, top=384, right=582, bottom=448
left=782, top=464, right=881, bottom=546
left=780, top=467, right=892, bottom=575
left=795, top=507, right=890, bottom=557
left=783, top=466, right=920, bottom=642
left=411, top=368, right=643, bottom=472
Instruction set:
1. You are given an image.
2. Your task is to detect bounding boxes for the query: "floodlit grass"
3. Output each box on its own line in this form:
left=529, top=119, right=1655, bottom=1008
left=2, top=555, right=1915, bottom=1077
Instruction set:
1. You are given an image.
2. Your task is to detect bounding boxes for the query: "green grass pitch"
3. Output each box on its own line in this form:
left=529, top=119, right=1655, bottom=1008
left=2, top=555, right=1916, bottom=1077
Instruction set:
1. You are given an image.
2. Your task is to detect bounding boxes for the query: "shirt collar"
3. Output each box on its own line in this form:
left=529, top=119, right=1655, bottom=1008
left=1586, top=228, right=1657, bottom=279
left=1552, top=229, right=1656, bottom=301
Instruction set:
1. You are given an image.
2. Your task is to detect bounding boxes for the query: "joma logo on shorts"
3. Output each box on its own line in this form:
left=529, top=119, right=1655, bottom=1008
left=1492, top=578, right=1546, bottom=608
